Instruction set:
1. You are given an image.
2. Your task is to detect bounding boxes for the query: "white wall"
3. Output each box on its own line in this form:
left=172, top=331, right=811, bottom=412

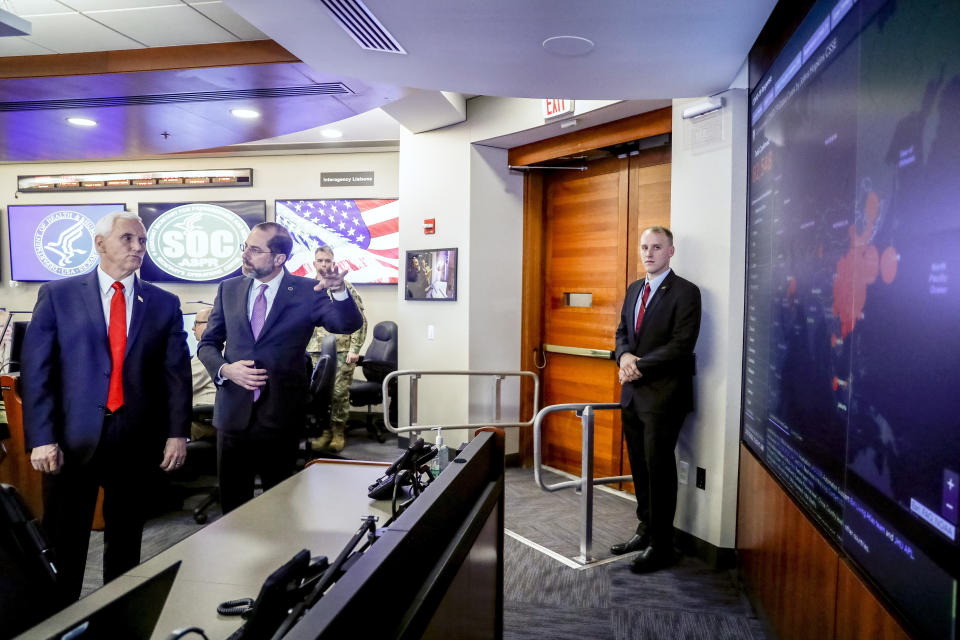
left=669, top=92, right=748, bottom=549
left=0, top=152, right=400, bottom=359
left=396, top=126, right=472, bottom=438
left=396, top=98, right=526, bottom=450
left=467, top=144, right=524, bottom=453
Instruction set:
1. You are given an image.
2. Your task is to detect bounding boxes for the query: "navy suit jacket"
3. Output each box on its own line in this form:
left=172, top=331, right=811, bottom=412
left=614, top=271, right=702, bottom=414
left=22, top=271, right=192, bottom=463
left=198, top=270, right=363, bottom=433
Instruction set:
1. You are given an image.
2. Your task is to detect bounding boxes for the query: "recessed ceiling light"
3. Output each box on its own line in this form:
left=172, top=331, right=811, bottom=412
left=542, top=35, right=595, bottom=57
left=320, top=129, right=343, bottom=139
left=66, top=117, right=97, bottom=127
left=231, top=108, right=260, bottom=119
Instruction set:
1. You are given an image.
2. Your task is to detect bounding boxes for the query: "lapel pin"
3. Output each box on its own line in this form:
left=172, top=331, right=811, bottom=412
left=287, top=286, right=294, bottom=291
left=137, top=295, right=144, bottom=302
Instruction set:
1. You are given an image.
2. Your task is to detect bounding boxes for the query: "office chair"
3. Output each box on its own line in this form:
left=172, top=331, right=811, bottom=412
left=305, top=335, right=338, bottom=436
left=177, top=404, right=218, bottom=524
left=348, top=321, right=398, bottom=442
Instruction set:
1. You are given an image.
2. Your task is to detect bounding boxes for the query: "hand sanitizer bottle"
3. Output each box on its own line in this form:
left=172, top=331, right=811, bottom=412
left=430, top=428, right=450, bottom=478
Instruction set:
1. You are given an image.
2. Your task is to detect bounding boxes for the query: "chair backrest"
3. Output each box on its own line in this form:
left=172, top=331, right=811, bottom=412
left=361, top=321, right=398, bottom=383
left=310, top=335, right=338, bottom=395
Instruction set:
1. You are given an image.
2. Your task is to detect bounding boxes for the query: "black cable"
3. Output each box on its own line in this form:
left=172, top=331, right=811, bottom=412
left=216, top=597, right=254, bottom=616
left=391, top=468, right=412, bottom=517
left=166, top=627, right=209, bottom=640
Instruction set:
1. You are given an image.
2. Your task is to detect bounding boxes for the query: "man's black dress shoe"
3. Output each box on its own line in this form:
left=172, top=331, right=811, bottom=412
left=628, top=546, right=676, bottom=574
left=610, top=533, right=649, bottom=556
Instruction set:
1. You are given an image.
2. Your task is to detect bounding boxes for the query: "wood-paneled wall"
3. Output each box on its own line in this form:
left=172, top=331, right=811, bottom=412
left=738, top=445, right=912, bottom=640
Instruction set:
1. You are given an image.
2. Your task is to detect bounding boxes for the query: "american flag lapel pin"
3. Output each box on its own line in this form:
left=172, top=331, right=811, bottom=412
left=287, top=286, right=294, bottom=291
left=137, top=295, right=144, bottom=302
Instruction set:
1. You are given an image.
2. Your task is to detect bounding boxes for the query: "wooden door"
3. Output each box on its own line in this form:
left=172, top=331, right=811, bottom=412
left=539, top=156, right=627, bottom=479
left=535, top=149, right=672, bottom=487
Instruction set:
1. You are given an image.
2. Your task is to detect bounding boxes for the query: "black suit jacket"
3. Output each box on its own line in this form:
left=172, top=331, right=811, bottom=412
left=22, top=271, right=192, bottom=463
left=614, top=270, right=702, bottom=414
left=198, top=270, right=362, bottom=433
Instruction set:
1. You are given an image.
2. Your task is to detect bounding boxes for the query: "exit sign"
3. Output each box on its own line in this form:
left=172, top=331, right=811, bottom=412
left=542, top=99, right=575, bottom=120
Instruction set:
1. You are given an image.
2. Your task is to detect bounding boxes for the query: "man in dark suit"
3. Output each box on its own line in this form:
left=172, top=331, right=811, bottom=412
left=22, top=211, right=192, bottom=606
left=198, top=222, right=362, bottom=513
left=612, top=226, right=701, bottom=573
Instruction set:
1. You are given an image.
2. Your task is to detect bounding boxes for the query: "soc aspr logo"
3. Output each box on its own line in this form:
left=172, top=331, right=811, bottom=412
left=147, top=203, right=249, bottom=281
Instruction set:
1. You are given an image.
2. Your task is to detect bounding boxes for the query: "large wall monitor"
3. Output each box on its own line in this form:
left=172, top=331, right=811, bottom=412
left=275, top=199, right=399, bottom=284
left=7, top=204, right=125, bottom=281
left=138, top=201, right=265, bottom=283
left=744, top=1, right=959, bottom=637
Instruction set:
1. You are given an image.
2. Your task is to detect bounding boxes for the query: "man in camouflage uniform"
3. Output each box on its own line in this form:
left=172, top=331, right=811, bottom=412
left=307, top=245, right=367, bottom=453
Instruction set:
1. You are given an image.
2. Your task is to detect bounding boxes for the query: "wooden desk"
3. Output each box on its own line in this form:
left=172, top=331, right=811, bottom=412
left=19, top=460, right=391, bottom=640
left=1, top=374, right=43, bottom=519
left=1, top=374, right=107, bottom=531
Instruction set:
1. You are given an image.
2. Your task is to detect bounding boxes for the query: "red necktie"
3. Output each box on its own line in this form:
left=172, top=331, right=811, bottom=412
left=106, top=281, right=126, bottom=412
left=635, top=282, right=650, bottom=332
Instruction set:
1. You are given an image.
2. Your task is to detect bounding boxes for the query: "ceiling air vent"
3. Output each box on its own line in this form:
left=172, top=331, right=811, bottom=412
left=0, top=84, right=353, bottom=112
left=320, top=0, right=406, bottom=54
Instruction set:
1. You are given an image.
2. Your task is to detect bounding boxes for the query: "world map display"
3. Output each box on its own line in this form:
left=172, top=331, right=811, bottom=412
left=744, top=1, right=958, bottom=636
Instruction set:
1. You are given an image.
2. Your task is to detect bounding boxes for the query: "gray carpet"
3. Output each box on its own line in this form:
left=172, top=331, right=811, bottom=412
left=78, top=438, right=766, bottom=639
left=502, top=467, right=767, bottom=640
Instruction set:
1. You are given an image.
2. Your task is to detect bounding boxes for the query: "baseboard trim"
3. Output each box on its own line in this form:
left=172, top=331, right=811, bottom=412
left=675, top=529, right=736, bottom=570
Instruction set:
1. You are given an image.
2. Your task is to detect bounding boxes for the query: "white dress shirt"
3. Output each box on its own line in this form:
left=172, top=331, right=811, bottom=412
left=634, top=268, right=672, bottom=329
left=96, top=266, right=136, bottom=332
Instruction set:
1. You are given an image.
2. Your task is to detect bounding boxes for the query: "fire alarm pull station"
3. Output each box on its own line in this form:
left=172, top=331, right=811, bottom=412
left=424, top=218, right=436, bottom=234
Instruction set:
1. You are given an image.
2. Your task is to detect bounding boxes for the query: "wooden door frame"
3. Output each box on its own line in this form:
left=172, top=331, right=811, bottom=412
left=515, top=107, right=673, bottom=466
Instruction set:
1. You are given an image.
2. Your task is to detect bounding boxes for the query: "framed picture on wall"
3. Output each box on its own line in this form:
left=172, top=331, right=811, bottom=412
left=404, top=248, right=457, bottom=301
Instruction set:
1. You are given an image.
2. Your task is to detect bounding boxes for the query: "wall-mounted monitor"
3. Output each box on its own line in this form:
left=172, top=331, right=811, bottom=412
left=744, top=1, right=959, bottom=637
left=7, top=204, right=126, bottom=281
left=404, top=248, right=457, bottom=301
left=275, top=199, right=399, bottom=284
left=138, top=201, right=265, bottom=283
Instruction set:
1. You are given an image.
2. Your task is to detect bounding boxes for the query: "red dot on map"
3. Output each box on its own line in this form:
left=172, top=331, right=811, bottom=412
left=880, top=246, right=898, bottom=284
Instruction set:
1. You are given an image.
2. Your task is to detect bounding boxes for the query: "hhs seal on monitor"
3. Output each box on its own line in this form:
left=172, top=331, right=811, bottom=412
left=33, top=210, right=99, bottom=277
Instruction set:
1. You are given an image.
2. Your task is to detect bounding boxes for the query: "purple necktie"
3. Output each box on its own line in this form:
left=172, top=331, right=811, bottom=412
left=251, top=283, right=267, bottom=401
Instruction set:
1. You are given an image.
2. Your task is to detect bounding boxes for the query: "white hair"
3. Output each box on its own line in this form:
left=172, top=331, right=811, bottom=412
left=94, top=210, right=143, bottom=238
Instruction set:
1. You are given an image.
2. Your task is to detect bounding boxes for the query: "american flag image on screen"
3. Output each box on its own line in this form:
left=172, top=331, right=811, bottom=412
left=275, top=199, right=399, bottom=284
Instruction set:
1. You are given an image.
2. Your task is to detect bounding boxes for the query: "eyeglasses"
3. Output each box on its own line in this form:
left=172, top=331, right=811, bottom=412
left=240, top=243, right=276, bottom=256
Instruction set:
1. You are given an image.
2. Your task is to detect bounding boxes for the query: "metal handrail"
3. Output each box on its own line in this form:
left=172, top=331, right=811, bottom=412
left=380, top=370, right=539, bottom=435
left=532, top=402, right=627, bottom=564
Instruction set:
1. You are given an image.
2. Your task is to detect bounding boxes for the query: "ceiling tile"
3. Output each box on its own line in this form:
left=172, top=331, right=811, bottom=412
left=6, top=0, right=74, bottom=16
left=187, top=1, right=266, bottom=40
left=0, top=36, right=58, bottom=56
left=21, top=13, right=145, bottom=52
left=87, top=4, right=238, bottom=46
left=62, top=0, right=179, bottom=10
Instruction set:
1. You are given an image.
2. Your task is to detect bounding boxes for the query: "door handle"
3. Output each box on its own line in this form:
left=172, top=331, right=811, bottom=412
left=542, top=344, right=615, bottom=360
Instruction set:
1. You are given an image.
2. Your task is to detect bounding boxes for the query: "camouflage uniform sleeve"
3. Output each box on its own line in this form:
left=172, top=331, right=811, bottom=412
left=347, top=283, right=367, bottom=354
left=307, top=325, right=325, bottom=352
